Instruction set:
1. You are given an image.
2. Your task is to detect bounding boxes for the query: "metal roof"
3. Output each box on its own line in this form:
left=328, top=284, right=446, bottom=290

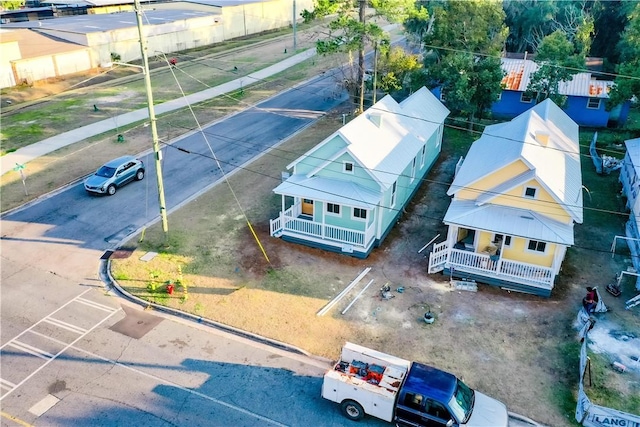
left=448, top=99, right=583, bottom=224
left=444, top=200, right=576, bottom=245
left=2, top=9, right=214, bottom=32
left=337, top=87, right=450, bottom=190
left=273, top=175, right=381, bottom=209
left=625, top=138, right=640, bottom=179
left=501, top=58, right=613, bottom=98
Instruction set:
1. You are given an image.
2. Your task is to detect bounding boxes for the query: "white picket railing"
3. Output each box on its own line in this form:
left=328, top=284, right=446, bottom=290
left=428, top=243, right=554, bottom=287
left=428, top=241, right=448, bottom=273
left=270, top=205, right=376, bottom=250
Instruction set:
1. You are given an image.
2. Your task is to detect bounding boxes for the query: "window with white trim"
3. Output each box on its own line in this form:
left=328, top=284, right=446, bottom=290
left=420, top=144, right=426, bottom=167
left=496, top=92, right=502, bottom=101
left=390, top=181, right=397, bottom=207
left=411, top=157, right=417, bottom=182
left=353, top=207, right=367, bottom=220
left=327, top=203, right=340, bottom=215
left=520, top=92, right=533, bottom=103
left=344, top=161, right=354, bottom=173
left=527, top=240, right=546, bottom=253
left=587, top=98, right=601, bottom=109
left=524, top=186, right=537, bottom=199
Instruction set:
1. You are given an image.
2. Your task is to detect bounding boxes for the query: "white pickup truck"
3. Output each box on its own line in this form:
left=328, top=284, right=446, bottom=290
left=322, top=342, right=509, bottom=427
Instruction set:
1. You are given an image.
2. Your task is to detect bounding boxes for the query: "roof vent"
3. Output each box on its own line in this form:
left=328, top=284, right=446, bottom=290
left=535, top=131, right=550, bottom=146
left=369, top=112, right=383, bottom=128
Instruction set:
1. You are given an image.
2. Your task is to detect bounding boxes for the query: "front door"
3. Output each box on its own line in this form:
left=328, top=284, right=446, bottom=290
left=301, top=199, right=313, bottom=216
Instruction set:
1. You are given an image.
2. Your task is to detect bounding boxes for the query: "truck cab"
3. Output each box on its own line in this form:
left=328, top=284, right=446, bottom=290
left=394, top=363, right=508, bottom=427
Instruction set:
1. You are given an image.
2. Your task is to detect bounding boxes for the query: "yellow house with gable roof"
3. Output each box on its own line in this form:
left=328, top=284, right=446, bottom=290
left=429, top=98, right=583, bottom=297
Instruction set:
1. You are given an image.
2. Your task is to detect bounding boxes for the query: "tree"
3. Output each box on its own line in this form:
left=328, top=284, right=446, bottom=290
left=526, top=30, right=585, bottom=107
left=503, top=0, right=597, bottom=54
left=303, top=0, right=420, bottom=113
left=590, top=0, right=627, bottom=68
left=1, top=0, right=25, bottom=10
left=371, top=45, right=421, bottom=95
left=407, top=0, right=507, bottom=126
left=503, top=0, right=558, bottom=53
left=608, top=2, right=640, bottom=109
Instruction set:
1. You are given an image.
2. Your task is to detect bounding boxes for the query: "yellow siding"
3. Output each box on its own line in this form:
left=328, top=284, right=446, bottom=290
left=457, top=160, right=529, bottom=200
left=505, top=237, right=555, bottom=267
left=491, top=179, right=571, bottom=222
left=478, top=231, right=495, bottom=252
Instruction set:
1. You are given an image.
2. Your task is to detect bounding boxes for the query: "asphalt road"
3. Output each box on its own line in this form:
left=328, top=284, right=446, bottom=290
left=2, top=73, right=347, bottom=251
left=0, top=74, right=370, bottom=426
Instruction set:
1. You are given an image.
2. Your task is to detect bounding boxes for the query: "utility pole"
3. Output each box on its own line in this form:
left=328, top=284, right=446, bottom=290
left=357, top=0, right=366, bottom=114
left=373, top=40, right=378, bottom=104
left=293, top=0, right=297, bottom=52
left=134, top=0, right=169, bottom=239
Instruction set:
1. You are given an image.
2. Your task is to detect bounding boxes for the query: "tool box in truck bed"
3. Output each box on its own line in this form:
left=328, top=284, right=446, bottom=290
left=321, top=342, right=411, bottom=422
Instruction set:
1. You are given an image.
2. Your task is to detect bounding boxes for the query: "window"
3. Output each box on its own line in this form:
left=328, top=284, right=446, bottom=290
left=524, top=187, right=537, bottom=198
left=439, top=91, right=446, bottom=102
left=527, top=240, right=547, bottom=253
left=411, top=157, right=417, bottom=182
left=520, top=92, right=533, bottom=103
left=496, top=92, right=502, bottom=101
left=344, top=162, right=354, bottom=173
left=390, top=181, right=397, bottom=207
left=420, top=144, right=426, bottom=167
left=353, top=208, right=367, bottom=219
left=425, top=399, right=450, bottom=421
left=587, top=98, right=601, bottom=109
left=403, top=393, right=424, bottom=411
left=327, top=203, right=340, bottom=215
left=493, top=234, right=512, bottom=247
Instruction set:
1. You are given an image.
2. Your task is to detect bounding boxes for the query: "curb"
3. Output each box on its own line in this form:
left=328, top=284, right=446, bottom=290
left=508, top=411, right=549, bottom=427
left=99, top=256, right=332, bottom=363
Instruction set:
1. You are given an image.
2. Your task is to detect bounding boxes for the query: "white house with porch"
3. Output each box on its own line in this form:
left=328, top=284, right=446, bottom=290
left=429, top=99, right=583, bottom=296
left=269, top=87, right=450, bottom=258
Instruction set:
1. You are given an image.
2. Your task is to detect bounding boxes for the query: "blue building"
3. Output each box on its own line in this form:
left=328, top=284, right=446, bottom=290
left=492, top=58, right=630, bottom=128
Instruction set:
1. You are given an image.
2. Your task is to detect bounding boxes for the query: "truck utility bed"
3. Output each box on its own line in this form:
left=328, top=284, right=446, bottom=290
left=322, top=342, right=411, bottom=422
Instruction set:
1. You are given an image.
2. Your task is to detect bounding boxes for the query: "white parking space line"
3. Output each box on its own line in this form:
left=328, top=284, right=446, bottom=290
left=41, top=317, right=87, bottom=334
left=6, top=341, right=53, bottom=360
left=75, top=297, right=118, bottom=313
left=0, top=289, right=122, bottom=401
left=0, top=308, right=120, bottom=402
left=0, top=289, right=94, bottom=351
left=0, top=379, right=16, bottom=392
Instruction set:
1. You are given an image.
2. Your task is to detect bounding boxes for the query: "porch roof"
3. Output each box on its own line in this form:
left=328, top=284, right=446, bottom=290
left=444, top=200, right=574, bottom=245
left=273, top=174, right=381, bottom=210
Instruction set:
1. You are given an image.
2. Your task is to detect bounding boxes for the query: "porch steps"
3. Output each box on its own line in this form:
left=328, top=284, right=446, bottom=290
left=626, top=293, right=640, bottom=310
left=341, top=244, right=354, bottom=253
left=451, top=279, right=477, bottom=292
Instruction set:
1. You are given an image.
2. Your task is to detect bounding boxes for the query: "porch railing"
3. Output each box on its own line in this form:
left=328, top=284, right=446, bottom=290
left=270, top=205, right=376, bottom=250
left=429, top=244, right=554, bottom=287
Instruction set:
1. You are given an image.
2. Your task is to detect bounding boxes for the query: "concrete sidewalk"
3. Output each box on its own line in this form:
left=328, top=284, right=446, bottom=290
left=1, top=49, right=317, bottom=176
